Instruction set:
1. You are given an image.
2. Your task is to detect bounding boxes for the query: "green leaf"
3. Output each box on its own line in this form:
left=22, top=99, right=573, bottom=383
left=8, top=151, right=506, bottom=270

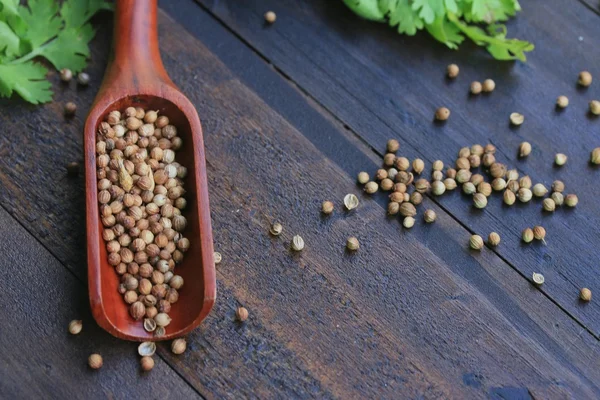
left=38, top=24, right=95, bottom=73
left=342, top=0, right=386, bottom=21
left=0, top=20, right=19, bottom=57
left=0, top=62, right=52, bottom=103
left=412, top=0, right=436, bottom=24
left=61, top=0, right=113, bottom=29
left=388, top=0, right=424, bottom=35
left=425, top=16, right=464, bottom=49
left=19, top=0, right=61, bottom=48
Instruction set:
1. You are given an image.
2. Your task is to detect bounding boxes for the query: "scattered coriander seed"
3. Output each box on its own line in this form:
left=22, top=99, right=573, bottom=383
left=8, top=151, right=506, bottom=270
left=344, top=193, right=359, bottom=210
left=357, top=171, right=370, bottom=184
left=471, top=144, right=484, bottom=156
left=214, top=252, right=222, bottom=264
left=387, top=168, right=398, bottom=181
left=491, top=178, right=506, bottom=191
left=554, top=153, right=568, bottom=166
left=456, top=157, right=470, bottom=170
left=380, top=178, right=394, bottom=191
left=551, top=192, right=564, bottom=206
left=414, top=178, right=430, bottom=193
left=533, top=183, right=548, bottom=197
left=88, top=354, right=103, bottom=370
left=154, top=326, right=166, bottom=337
left=423, top=209, right=436, bottom=223
left=388, top=202, right=400, bottom=215
left=470, top=81, right=482, bottom=95
left=455, top=169, right=471, bottom=184
left=410, top=192, right=423, bottom=205
left=580, top=288, right=592, bottom=302
left=77, top=72, right=90, bottom=86
left=399, top=202, right=417, bottom=217
left=468, top=154, right=481, bottom=168
left=387, top=139, right=400, bottom=153
left=578, top=71, right=592, bottom=87
left=443, top=178, right=457, bottom=191
left=375, top=169, right=388, bottom=180
left=432, top=160, right=444, bottom=171
left=67, top=161, right=79, bottom=177
left=346, top=237, right=360, bottom=251
left=270, top=222, right=283, bottom=236
left=403, top=216, right=415, bottom=229
left=60, top=68, right=73, bottom=82
left=507, top=180, right=520, bottom=193
left=155, top=313, right=172, bottom=327
left=473, top=193, right=487, bottom=209
left=64, top=102, right=77, bottom=116
left=482, top=153, right=495, bottom=167
left=291, top=235, right=305, bottom=251
left=519, top=142, right=532, bottom=158
left=506, top=169, right=519, bottom=182
left=431, top=180, right=446, bottom=196
left=138, top=341, right=157, bottom=357
left=322, top=201, right=334, bottom=214
left=522, top=228, right=534, bottom=243
left=144, top=318, right=157, bottom=332
left=590, top=100, right=600, bottom=115
left=403, top=193, right=410, bottom=202
left=482, top=79, right=495, bottom=93
left=389, top=191, right=404, bottom=203
left=543, top=198, right=556, bottom=212
left=447, top=168, right=457, bottom=179
left=488, top=232, right=501, bottom=246
left=432, top=170, right=443, bottom=181
left=565, top=194, right=578, bottom=207
left=509, top=112, right=524, bottom=126
left=503, top=190, right=516, bottom=205
left=171, top=338, right=187, bottom=355
left=519, top=176, right=532, bottom=189
left=463, top=182, right=476, bottom=195
left=264, top=11, right=276, bottom=24
left=556, top=95, right=569, bottom=108
left=533, top=226, right=546, bottom=243
left=447, top=64, right=459, bottom=78
left=435, top=107, right=450, bottom=121
left=236, top=306, right=249, bottom=321
left=484, top=144, right=496, bottom=154
left=469, top=235, right=484, bottom=250
left=552, top=180, right=565, bottom=193
left=383, top=153, right=396, bottom=167
left=532, top=273, right=545, bottom=285
left=489, top=163, right=507, bottom=179
left=68, top=319, right=83, bottom=335
left=141, top=356, right=154, bottom=372
left=412, top=159, right=425, bottom=174
left=477, top=182, right=492, bottom=197
left=470, top=174, right=484, bottom=186
left=364, top=181, right=378, bottom=194
left=517, top=188, right=533, bottom=202
left=395, top=157, right=410, bottom=171
left=591, top=147, right=600, bottom=164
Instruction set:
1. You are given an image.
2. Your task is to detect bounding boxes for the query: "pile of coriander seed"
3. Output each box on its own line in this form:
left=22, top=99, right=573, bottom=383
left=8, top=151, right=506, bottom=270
left=96, top=106, right=189, bottom=337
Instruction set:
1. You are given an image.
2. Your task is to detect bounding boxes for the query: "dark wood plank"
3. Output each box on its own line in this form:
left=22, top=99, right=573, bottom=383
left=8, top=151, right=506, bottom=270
left=192, top=0, right=600, bottom=334
left=0, top=4, right=599, bottom=399
left=0, top=206, right=200, bottom=399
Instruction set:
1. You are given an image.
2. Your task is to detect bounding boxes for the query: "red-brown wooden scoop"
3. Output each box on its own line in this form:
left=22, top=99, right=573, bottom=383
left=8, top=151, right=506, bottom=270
left=84, top=0, right=216, bottom=341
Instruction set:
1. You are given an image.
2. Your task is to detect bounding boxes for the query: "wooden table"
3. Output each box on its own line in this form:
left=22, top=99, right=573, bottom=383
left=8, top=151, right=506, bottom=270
left=2, top=0, right=600, bottom=398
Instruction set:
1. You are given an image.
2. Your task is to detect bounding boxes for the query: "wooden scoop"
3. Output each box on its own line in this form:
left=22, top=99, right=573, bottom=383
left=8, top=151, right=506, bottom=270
left=84, top=0, right=216, bottom=341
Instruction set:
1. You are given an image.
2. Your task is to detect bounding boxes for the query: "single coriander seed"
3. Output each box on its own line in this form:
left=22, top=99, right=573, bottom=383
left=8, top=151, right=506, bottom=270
left=533, top=226, right=546, bottom=243
left=64, top=102, right=77, bottom=116
left=509, top=113, right=524, bottom=126
left=447, top=64, right=459, bottom=79
left=551, top=192, right=564, bottom=206
left=395, top=157, right=410, bottom=171
left=578, top=71, right=592, bottom=87
left=141, top=356, right=154, bottom=372
left=552, top=180, right=565, bottom=193
left=470, top=81, right=482, bottom=95
left=590, top=147, right=600, bottom=164
left=264, top=11, right=276, bottom=24
left=364, top=181, right=378, bottom=194
left=590, top=100, right=600, bottom=115
left=214, top=252, right=222, bottom=264
left=357, top=171, right=370, bottom=184
left=380, top=178, right=394, bottom=191
left=519, top=142, right=532, bottom=158
left=488, top=232, right=501, bottom=246
left=412, top=158, right=425, bottom=174
left=435, top=107, right=450, bottom=121
left=346, top=237, right=359, bottom=251
left=138, top=342, right=157, bottom=357
left=484, top=144, right=496, bottom=154
left=477, top=182, right=492, bottom=197
left=556, top=95, right=569, bottom=108
left=388, top=202, right=400, bottom=215
left=77, top=72, right=90, bottom=86
left=344, top=193, right=359, bottom=210
left=565, top=194, right=578, bottom=207
left=473, top=193, right=487, bottom=209
left=403, top=216, right=415, bottom=229
left=387, top=168, right=398, bottom=181
left=171, top=338, right=187, bottom=355
left=532, top=183, right=548, bottom=197
left=491, top=178, right=506, bottom=191
left=423, top=209, right=436, bottom=223
left=444, top=178, right=457, bottom=191
left=236, top=306, right=249, bottom=321
left=414, top=178, right=430, bottom=193
left=554, top=153, right=568, bottom=166
left=270, top=222, right=283, bottom=236
left=383, top=153, right=396, bottom=167
left=387, top=139, right=400, bottom=153
left=503, top=190, right=516, bottom=205
left=543, top=198, right=556, bottom=212
left=60, top=68, right=73, bottom=82
left=532, top=273, right=545, bottom=285
left=432, top=170, right=443, bottom=181
left=410, top=192, right=423, bottom=205
left=376, top=169, right=388, bottom=180
left=482, top=79, right=495, bottom=93
left=463, top=182, right=476, bottom=195
left=469, top=235, right=484, bottom=250
left=291, top=235, right=304, bottom=251
left=322, top=200, right=334, bottom=214
left=68, top=319, right=83, bottom=335
left=506, top=169, right=519, bottom=182
left=399, top=202, right=417, bottom=217
left=517, top=188, right=532, bottom=203
left=522, top=228, right=534, bottom=243
left=580, top=288, right=592, bottom=302
left=519, top=176, right=532, bottom=189
left=432, top=160, right=443, bottom=171
left=431, top=180, right=446, bottom=196
left=88, top=354, right=103, bottom=370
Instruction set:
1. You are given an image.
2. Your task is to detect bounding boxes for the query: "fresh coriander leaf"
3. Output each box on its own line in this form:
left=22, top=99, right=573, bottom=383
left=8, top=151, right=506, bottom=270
left=19, top=0, right=61, bottom=48
left=61, top=0, right=113, bottom=29
left=412, top=0, right=436, bottom=24
left=38, top=24, right=95, bottom=73
left=0, top=62, right=52, bottom=104
left=0, top=20, right=20, bottom=57
left=343, top=0, right=386, bottom=21
left=445, top=0, right=459, bottom=14
left=388, top=0, right=424, bottom=35
left=426, top=16, right=464, bottom=49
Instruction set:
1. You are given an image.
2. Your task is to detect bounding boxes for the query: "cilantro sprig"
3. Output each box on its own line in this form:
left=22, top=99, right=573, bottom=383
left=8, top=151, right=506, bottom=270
left=343, top=0, right=534, bottom=61
left=0, top=0, right=112, bottom=104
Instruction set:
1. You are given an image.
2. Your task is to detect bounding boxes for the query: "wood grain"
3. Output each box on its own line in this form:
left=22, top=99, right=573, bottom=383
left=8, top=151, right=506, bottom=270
left=0, top=2, right=599, bottom=398
left=0, top=207, right=201, bottom=399
left=193, top=0, right=600, bottom=335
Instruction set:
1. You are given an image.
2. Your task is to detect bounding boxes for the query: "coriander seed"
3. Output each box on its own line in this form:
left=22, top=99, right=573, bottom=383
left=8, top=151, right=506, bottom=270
left=482, top=79, right=495, bottom=92
left=423, top=209, right=436, bottom=223
left=477, top=182, right=492, bottom=197
left=344, top=193, right=359, bottom=210
left=395, top=157, right=409, bottom=171
left=291, top=235, right=304, bottom=251
left=431, top=170, right=443, bottom=181
left=471, top=144, right=484, bottom=156
left=399, top=202, right=417, bottom=217
left=580, top=288, right=592, bottom=302
left=522, top=228, right=534, bottom=243
left=488, top=232, right=501, bottom=246
left=144, top=318, right=157, bottom=332
left=141, top=356, right=154, bottom=372
left=590, top=100, right=600, bottom=115
left=322, top=201, right=334, bottom=214
left=410, top=192, right=423, bottom=205
left=270, top=222, right=283, bottom=236
left=236, top=306, right=249, bottom=321
left=138, top=341, right=157, bottom=357
left=444, top=178, right=457, bottom=191
left=556, top=95, right=569, bottom=108
left=171, top=338, right=187, bottom=355
left=482, top=153, right=495, bottom=167
left=376, top=169, right=388, bottom=180
left=554, top=153, right=568, bottom=166
left=357, top=171, right=370, bottom=184
left=469, top=235, right=484, bottom=250
left=68, top=319, right=83, bottom=335
left=77, top=72, right=90, bottom=86
left=403, top=216, right=415, bottom=229
left=463, top=182, right=476, bottom=195
left=88, top=354, right=103, bottom=370
left=468, top=154, right=481, bottom=168
left=387, top=139, right=400, bottom=153
left=591, top=148, right=600, bottom=164
left=519, top=176, right=532, bottom=189
left=388, top=167, right=398, bottom=180
left=447, top=168, right=457, bottom=179
left=264, top=11, right=276, bottom=23
left=346, top=237, right=359, bottom=251
left=565, top=194, right=578, bottom=207
left=388, top=202, right=400, bottom=215
left=532, top=273, right=545, bottom=285
left=455, top=169, right=471, bottom=183
left=543, top=198, right=556, bottom=212
left=431, top=180, right=446, bottom=196
left=509, top=112, right=524, bottom=126
left=60, top=68, right=73, bottom=82
left=492, top=178, right=506, bottom=191
left=470, top=174, right=484, bottom=186
left=506, top=169, right=519, bottom=182
left=412, top=158, right=425, bottom=174
left=389, top=192, right=404, bottom=203
left=64, top=102, right=77, bottom=116
left=507, top=180, right=520, bottom=193
left=551, top=192, right=564, bottom=206
left=432, top=160, right=443, bottom=171
left=578, top=71, right=592, bottom=87
left=533, top=226, right=546, bottom=243
left=533, top=183, right=548, bottom=197
left=489, top=163, right=506, bottom=179
left=383, top=153, right=396, bottom=167
left=473, top=193, right=487, bottom=209
left=519, top=142, right=532, bottom=158
left=435, top=107, right=450, bottom=121
left=414, top=178, right=430, bottom=193
left=470, top=81, right=482, bottom=95
left=484, top=144, right=496, bottom=154
left=456, top=157, right=470, bottom=170
left=380, top=178, right=394, bottom=191
left=517, top=188, right=532, bottom=202
left=364, top=181, right=378, bottom=194
left=447, top=64, right=459, bottom=78
left=214, top=252, right=222, bottom=264
left=552, top=180, right=565, bottom=193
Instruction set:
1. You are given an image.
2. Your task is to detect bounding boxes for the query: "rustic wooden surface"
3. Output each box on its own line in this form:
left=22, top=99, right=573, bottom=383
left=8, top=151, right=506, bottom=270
left=0, top=0, right=599, bottom=398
